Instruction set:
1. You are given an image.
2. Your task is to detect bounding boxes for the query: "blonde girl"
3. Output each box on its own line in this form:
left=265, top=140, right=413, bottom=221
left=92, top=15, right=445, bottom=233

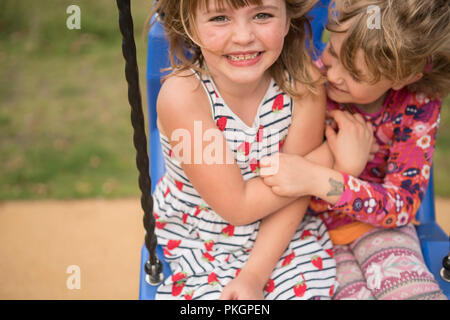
left=261, top=0, right=449, bottom=299
left=149, top=0, right=337, bottom=300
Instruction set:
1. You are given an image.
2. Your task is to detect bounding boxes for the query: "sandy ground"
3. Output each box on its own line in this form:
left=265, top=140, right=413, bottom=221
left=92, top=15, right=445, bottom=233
left=0, top=197, right=448, bottom=300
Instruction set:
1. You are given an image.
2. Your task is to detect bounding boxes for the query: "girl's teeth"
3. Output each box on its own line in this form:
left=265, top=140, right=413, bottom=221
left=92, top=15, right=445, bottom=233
left=228, top=53, right=260, bottom=61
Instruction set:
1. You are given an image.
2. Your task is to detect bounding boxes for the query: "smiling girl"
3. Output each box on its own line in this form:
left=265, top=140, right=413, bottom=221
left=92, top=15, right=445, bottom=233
left=260, top=0, right=449, bottom=299
left=148, top=0, right=337, bottom=300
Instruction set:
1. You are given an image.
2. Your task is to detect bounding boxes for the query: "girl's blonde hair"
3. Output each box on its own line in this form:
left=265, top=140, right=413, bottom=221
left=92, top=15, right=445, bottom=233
left=327, top=0, right=450, bottom=98
left=147, top=0, right=322, bottom=97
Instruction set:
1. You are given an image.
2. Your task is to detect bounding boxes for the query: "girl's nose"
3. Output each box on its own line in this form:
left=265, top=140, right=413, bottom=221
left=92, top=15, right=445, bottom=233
left=326, top=63, right=344, bottom=86
left=231, top=20, right=255, bottom=45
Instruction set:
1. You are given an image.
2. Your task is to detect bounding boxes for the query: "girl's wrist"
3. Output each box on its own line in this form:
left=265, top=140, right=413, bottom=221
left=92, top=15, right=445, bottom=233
left=238, top=266, right=268, bottom=291
left=308, top=163, right=344, bottom=206
left=303, top=160, right=325, bottom=197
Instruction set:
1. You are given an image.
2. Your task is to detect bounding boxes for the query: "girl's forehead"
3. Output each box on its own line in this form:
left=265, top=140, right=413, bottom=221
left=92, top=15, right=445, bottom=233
left=196, top=0, right=266, bottom=12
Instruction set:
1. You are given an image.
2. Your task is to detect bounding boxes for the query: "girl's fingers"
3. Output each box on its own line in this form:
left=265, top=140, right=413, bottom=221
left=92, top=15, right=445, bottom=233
left=325, top=117, right=338, bottom=131
left=260, top=156, right=278, bottom=178
left=260, top=156, right=275, bottom=169
left=352, top=112, right=366, bottom=125
left=272, top=186, right=284, bottom=197
left=325, top=124, right=337, bottom=146
left=328, top=110, right=349, bottom=128
left=220, top=285, right=238, bottom=300
left=342, top=110, right=356, bottom=122
left=262, top=176, right=276, bottom=187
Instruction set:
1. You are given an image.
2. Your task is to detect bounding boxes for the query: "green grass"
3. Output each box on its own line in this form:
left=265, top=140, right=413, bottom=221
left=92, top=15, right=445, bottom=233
left=434, top=96, right=450, bottom=197
left=0, top=0, right=153, bottom=200
left=0, top=1, right=449, bottom=200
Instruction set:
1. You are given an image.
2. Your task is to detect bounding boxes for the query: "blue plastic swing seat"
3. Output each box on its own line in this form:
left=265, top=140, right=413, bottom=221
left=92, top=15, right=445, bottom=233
left=139, top=0, right=450, bottom=300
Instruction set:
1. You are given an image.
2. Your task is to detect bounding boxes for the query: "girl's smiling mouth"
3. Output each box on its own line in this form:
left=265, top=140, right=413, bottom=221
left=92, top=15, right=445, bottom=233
left=224, top=51, right=264, bottom=66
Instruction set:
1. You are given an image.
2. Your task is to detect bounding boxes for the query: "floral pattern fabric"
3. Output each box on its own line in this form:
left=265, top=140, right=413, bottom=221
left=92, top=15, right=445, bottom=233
left=332, top=225, right=446, bottom=300
left=308, top=88, right=442, bottom=231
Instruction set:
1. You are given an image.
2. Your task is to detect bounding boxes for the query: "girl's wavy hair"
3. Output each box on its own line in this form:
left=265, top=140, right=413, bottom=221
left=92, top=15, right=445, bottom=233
left=327, top=0, right=450, bottom=98
left=146, top=0, right=323, bottom=97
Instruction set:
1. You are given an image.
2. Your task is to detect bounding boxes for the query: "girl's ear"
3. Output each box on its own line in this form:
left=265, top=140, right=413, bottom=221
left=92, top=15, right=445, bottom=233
left=392, top=73, right=423, bottom=91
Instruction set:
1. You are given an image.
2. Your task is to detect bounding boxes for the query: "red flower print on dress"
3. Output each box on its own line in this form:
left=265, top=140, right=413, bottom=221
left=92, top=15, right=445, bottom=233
left=204, top=240, right=214, bottom=251
left=184, top=290, right=194, bottom=300
left=265, top=279, right=275, bottom=293
left=154, top=213, right=167, bottom=229
left=175, top=180, right=184, bottom=191
left=325, top=249, right=334, bottom=258
left=272, top=94, right=284, bottom=114
left=237, top=142, right=251, bottom=157
left=208, top=272, right=220, bottom=286
left=282, top=252, right=295, bottom=267
left=167, top=239, right=181, bottom=250
left=217, top=117, right=228, bottom=131
left=164, top=187, right=170, bottom=197
left=171, top=271, right=187, bottom=296
left=311, top=255, right=323, bottom=270
left=202, top=252, right=215, bottom=262
left=301, top=230, right=313, bottom=240
left=256, top=125, right=264, bottom=142
left=293, top=274, right=307, bottom=297
left=163, top=248, right=172, bottom=257
left=221, top=224, right=235, bottom=238
left=329, top=285, right=335, bottom=297
left=194, top=204, right=208, bottom=217
left=250, top=158, right=260, bottom=175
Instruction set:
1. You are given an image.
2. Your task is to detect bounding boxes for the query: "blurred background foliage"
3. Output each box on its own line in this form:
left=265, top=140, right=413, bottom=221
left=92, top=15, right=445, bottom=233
left=0, top=0, right=153, bottom=199
left=0, top=0, right=449, bottom=200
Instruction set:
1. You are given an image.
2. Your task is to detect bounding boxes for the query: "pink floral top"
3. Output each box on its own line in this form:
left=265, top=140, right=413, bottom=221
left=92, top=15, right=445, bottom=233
left=308, top=88, right=442, bottom=231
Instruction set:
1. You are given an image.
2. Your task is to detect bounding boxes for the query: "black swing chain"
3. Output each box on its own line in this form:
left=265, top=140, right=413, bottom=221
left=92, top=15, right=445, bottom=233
left=116, top=0, right=163, bottom=286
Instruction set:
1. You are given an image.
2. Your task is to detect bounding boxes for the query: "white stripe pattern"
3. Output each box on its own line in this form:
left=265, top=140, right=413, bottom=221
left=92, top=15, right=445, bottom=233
left=153, top=71, right=337, bottom=299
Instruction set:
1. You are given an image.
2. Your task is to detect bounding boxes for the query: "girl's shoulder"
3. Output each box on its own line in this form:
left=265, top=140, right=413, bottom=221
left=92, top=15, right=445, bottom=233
left=158, top=70, right=210, bottom=116
left=407, top=91, right=442, bottom=107
left=157, top=70, right=213, bottom=136
left=159, top=69, right=203, bottom=99
left=385, top=89, right=442, bottom=129
left=389, top=89, right=442, bottom=116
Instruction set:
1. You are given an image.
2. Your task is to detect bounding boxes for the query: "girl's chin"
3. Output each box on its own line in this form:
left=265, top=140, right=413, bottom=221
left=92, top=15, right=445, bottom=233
left=223, top=69, right=267, bottom=84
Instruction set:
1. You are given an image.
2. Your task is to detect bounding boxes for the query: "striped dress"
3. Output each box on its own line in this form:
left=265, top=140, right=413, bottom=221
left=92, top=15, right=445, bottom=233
left=153, top=71, right=337, bottom=300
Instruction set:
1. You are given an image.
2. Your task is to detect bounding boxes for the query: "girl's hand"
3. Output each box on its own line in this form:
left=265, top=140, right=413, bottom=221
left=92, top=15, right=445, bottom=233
left=260, top=153, right=314, bottom=198
left=220, top=270, right=265, bottom=300
left=326, top=110, right=379, bottom=177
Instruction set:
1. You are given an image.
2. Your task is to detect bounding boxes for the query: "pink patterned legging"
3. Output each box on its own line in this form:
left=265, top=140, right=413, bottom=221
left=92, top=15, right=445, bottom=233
left=333, top=224, right=447, bottom=300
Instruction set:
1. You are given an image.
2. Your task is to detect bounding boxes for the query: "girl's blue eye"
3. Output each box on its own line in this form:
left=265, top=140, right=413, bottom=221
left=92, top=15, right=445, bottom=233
left=254, top=13, right=273, bottom=20
left=210, top=15, right=228, bottom=22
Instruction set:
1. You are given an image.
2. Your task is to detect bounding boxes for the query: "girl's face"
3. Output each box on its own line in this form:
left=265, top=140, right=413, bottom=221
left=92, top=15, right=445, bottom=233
left=321, top=30, right=397, bottom=110
left=194, top=0, right=290, bottom=86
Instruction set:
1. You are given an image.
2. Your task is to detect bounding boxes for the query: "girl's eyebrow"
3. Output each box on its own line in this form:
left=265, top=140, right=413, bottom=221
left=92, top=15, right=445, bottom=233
left=204, top=4, right=279, bottom=14
left=254, top=5, right=279, bottom=11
